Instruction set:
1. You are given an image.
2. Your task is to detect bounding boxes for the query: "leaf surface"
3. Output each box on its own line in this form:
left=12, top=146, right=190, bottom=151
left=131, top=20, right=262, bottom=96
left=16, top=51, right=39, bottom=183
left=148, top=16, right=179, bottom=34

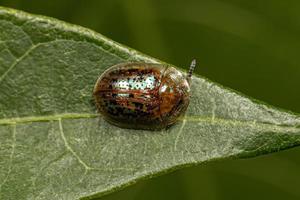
left=0, top=6, right=300, bottom=200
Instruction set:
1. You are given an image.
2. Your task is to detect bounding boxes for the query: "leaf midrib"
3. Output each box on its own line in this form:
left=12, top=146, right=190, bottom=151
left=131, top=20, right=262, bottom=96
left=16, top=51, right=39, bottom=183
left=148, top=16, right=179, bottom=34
left=0, top=113, right=299, bottom=133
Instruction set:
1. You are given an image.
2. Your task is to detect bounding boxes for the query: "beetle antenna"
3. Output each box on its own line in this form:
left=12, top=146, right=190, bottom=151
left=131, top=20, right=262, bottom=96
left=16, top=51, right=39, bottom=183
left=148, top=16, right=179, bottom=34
left=187, top=59, right=196, bottom=83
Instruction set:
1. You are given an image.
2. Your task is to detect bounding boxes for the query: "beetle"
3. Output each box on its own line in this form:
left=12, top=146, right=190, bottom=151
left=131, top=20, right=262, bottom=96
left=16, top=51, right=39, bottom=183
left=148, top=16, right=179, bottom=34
left=93, top=60, right=196, bottom=130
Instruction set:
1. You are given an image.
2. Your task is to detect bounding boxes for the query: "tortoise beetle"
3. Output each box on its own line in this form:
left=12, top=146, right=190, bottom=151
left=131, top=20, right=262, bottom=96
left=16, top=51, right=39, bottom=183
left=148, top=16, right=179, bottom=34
left=93, top=60, right=196, bottom=130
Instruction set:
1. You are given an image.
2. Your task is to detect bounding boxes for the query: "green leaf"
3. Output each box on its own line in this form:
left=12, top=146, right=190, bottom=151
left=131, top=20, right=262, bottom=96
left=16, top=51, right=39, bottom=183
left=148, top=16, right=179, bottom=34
left=0, top=6, right=299, bottom=200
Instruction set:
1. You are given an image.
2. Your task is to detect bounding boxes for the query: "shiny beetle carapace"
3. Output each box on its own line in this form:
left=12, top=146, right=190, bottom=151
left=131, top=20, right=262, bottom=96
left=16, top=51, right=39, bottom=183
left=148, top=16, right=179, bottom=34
left=93, top=60, right=196, bottom=130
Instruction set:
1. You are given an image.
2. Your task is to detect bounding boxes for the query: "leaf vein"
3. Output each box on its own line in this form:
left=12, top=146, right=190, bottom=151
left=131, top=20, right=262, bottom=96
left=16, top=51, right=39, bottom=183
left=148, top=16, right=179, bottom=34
left=0, top=124, right=16, bottom=191
left=174, top=119, right=186, bottom=151
left=0, top=43, right=40, bottom=83
left=58, top=118, right=92, bottom=171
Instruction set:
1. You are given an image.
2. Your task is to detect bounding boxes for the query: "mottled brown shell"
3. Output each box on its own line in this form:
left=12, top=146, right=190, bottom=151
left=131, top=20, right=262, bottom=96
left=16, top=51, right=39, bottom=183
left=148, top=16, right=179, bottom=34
left=93, top=63, right=190, bottom=130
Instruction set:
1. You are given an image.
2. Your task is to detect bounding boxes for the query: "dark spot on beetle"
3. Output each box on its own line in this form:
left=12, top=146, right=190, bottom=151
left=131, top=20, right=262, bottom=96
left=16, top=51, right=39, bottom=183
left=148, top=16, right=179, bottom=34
left=133, top=102, right=143, bottom=109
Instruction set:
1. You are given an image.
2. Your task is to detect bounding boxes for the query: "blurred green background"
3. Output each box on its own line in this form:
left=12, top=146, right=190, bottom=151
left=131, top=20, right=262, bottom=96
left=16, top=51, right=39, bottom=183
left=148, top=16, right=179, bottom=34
left=1, top=0, right=300, bottom=199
